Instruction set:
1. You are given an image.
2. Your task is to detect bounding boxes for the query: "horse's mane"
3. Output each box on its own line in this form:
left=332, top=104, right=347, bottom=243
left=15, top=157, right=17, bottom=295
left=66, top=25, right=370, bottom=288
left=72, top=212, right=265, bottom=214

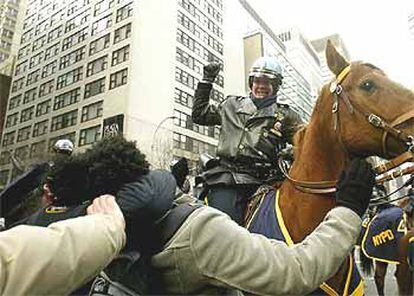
left=292, top=125, right=307, bottom=159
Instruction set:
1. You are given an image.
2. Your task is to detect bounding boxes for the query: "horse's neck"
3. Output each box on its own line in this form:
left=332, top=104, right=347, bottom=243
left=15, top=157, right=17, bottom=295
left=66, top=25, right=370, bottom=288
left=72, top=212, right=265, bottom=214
left=280, top=105, right=348, bottom=242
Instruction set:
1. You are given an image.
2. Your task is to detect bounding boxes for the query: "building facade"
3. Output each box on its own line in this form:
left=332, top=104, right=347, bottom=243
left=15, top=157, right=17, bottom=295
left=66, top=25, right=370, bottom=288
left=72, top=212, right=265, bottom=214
left=409, top=11, right=414, bottom=39
left=0, top=0, right=27, bottom=75
left=0, top=0, right=224, bottom=185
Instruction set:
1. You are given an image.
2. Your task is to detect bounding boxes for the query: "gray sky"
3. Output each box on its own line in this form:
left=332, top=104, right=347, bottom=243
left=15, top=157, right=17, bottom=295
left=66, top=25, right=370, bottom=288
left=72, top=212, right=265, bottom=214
left=248, top=0, right=414, bottom=88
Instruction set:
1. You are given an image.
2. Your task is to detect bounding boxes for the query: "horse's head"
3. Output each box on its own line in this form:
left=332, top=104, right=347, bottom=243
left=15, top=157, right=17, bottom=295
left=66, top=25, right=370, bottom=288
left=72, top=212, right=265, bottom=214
left=323, top=40, right=414, bottom=159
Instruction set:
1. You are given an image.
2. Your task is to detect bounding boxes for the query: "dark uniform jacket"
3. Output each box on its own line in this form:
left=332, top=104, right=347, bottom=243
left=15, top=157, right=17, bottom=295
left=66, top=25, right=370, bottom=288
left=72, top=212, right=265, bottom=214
left=192, top=82, right=303, bottom=185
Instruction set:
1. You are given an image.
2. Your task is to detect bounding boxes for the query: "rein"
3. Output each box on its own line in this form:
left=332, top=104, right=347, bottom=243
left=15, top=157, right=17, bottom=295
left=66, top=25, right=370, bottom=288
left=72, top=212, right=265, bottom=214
left=283, top=65, right=414, bottom=195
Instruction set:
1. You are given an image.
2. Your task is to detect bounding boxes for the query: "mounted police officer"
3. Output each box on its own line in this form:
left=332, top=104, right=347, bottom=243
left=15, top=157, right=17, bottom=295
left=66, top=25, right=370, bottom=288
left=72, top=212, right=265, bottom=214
left=192, top=57, right=303, bottom=224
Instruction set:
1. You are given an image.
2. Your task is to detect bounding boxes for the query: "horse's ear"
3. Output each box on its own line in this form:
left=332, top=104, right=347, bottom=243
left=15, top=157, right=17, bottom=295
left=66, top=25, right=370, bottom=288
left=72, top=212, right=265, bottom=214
left=326, top=40, right=350, bottom=77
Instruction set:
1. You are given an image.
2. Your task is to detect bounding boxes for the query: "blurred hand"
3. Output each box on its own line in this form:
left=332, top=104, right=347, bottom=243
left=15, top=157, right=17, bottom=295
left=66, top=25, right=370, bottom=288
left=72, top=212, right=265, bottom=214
left=335, top=158, right=376, bottom=217
left=202, top=63, right=221, bottom=83
left=87, top=195, right=125, bottom=230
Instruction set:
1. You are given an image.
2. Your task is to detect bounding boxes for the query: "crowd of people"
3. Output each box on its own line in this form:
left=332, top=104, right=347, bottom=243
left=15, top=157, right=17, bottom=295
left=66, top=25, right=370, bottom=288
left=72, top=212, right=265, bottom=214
left=0, top=57, right=378, bottom=295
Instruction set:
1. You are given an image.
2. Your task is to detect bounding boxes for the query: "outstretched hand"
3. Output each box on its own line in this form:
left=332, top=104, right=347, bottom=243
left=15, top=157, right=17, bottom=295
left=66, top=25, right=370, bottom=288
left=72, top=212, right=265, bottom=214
left=335, top=158, right=376, bottom=217
left=87, top=195, right=125, bottom=230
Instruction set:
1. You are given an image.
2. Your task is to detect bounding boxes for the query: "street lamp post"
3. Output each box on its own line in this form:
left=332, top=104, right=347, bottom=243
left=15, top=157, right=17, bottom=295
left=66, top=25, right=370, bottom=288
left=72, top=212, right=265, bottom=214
left=151, top=116, right=177, bottom=152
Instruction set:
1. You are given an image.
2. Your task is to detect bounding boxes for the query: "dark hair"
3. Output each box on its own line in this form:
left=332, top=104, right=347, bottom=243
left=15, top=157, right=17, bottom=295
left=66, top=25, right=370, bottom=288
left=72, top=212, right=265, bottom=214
left=47, top=136, right=150, bottom=205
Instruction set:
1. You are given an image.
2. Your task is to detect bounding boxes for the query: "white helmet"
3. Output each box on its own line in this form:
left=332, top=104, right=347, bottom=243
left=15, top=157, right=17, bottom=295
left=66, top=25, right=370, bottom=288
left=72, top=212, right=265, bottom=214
left=53, top=139, right=74, bottom=155
left=249, top=57, right=283, bottom=79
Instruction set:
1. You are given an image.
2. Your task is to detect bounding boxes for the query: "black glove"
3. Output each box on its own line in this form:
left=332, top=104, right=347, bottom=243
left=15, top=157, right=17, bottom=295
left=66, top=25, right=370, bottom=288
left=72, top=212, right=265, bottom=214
left=202, top=63, right=221, bottom=83
left=335, top=158, right=376, bottom=217
left=171, top=158, right=189, bottom=189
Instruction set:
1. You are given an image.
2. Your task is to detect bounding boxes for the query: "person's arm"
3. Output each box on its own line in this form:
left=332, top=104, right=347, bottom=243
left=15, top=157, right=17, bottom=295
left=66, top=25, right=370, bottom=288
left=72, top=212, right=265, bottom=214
left=190, top=159, right=374, bottom=295
left=0, top=195, right=126, bottom=295
left=191, top=206, right=360, bottom=295
left=192, top=63, right=222, bottom=126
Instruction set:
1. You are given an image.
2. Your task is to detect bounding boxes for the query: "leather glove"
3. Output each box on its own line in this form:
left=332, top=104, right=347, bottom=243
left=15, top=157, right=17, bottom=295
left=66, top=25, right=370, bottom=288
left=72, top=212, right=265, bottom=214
left=202, top=63, right=221, bottom=83
left=171, top=158, right=189, bottom=189
left=335, top=158, right=376, bottom=217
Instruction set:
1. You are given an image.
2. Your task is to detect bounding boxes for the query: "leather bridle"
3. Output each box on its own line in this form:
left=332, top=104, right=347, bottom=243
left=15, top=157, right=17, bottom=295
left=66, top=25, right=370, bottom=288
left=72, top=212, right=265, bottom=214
left=280, top=64, right=414, bottom=194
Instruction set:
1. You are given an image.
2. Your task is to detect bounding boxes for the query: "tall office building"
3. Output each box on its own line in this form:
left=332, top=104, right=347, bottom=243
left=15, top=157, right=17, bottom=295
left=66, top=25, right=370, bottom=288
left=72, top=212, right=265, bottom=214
left=0, top=0, right=224, bottom=185
left=409, top=11, right=414, bottom=39
left=0, top=0, right=27, bottom=75
left=311, top=34, right=351, bottom=84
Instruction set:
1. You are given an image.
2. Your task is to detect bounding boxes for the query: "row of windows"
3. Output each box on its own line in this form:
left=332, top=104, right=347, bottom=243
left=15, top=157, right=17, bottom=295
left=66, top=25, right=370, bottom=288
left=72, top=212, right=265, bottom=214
left=0, top=123, right=102, bottom=176
left=174, top=109, right=219, bottom=139
left=177, top=29, right=223, bottom=65
left=178, top=0, right=223, bottom=25
left=18, top=9, right=131, bottom=65
left=176, top=47, right=224, bottom=88
left=2, top=101, right=103, bottom=147
left=6, top=70, right=127, bottom=136
left=177, top=10, right=223, bottom=54
left=175, top=67, right=199, bottom=90
left=22, top=0, right=131, bottom=47
left=8, top=71, right=117, bottom=113
left=173, top=132, right=216, bottom=156
left=12, top=45, right=129, bottom=95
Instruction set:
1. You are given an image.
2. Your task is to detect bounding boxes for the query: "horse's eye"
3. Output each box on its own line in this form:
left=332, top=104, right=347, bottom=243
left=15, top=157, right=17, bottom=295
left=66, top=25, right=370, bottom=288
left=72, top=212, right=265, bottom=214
left=360, top=80, right=376, bottom=92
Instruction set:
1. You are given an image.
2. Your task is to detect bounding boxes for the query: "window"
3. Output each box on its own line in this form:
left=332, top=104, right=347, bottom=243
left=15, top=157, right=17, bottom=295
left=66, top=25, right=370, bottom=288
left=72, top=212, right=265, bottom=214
left=30, top=140, right=46, bottom=157
left=81, top=101, right=103, bottom=122
left=62, top=27, right=88, bottom=51
left=56, top=67, right=83, bottom=89
left=29, top=51, right=44, bottom=69
left=89, top=33, right=110, bottom=56
left=2, top=131, right=15, bottom=147
left=114, top=23, right=131, bottom=44
left=36, top=100, right=51, bottom=116
left=51, top=109, right=78, bottom=131
left=65, top=10, right=90, bottom=33
left=33, top=120, right=49, bottom=137
left=15, top=145, right=30, bottom=161
left=92, top=14, right=112, bottom=35
left=0, top=151, right=11, bottom=166
left=21, top=29, right=33, bottom=44
left=17, top=126, right=31, bottom=142
left=23, top=88, right=37, bottom=104
left=111, top=45, right=129, bottom=66
left=15, top=60, right=28, bottom=76
left=176, top=47, right=203, bottom=74
left=79, top=125, right=101, bottom=146
left=116, top=2, right=132, bottom=23
left=26, top=69, right=41, bottom=86
left=109, top=68, right=128, bottom=89
left=8, top=95, right=21, bottom=110
left=44, top=42, right=60, bottom=60
left=17, top=44, right=31, bottom=60
left=11, top=77, right=24, bottom=93
left=59, top=46, right=86, bottom=69
left=5, top=112, right=19, bottom=128
left=67, top=0, right=90, bottom=16
left=39, top=79, right=55, bottom=98
left=174, top=88, right=193, bottom=108
left=47, top=25, right=63, bottom=42
left=86, top=55, right=108, bottom=77
left=32, top=35, right=47, bottom=52
left=175, top=67, right=199, bottom=89
left=84, top=77, right=105, bottom=98
left=54, top=88, right=81, bottom=110
left=20, top=106, right=34, bottom=123
left=50, top=8, right=65, bottom=27
left=94, top=0, right=114, bottom=16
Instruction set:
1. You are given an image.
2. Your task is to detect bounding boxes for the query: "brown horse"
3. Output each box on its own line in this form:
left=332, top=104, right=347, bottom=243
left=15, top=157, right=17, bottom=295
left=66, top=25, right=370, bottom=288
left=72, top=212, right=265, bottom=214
left=256, top=40, right=414, bottom=295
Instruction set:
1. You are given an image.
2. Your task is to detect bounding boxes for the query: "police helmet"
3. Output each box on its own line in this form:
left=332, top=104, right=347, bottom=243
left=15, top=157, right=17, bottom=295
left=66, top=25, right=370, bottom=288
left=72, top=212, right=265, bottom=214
left=248, top=56, right=284, bottom=91
left=53, top=139, right=74, bottom=155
